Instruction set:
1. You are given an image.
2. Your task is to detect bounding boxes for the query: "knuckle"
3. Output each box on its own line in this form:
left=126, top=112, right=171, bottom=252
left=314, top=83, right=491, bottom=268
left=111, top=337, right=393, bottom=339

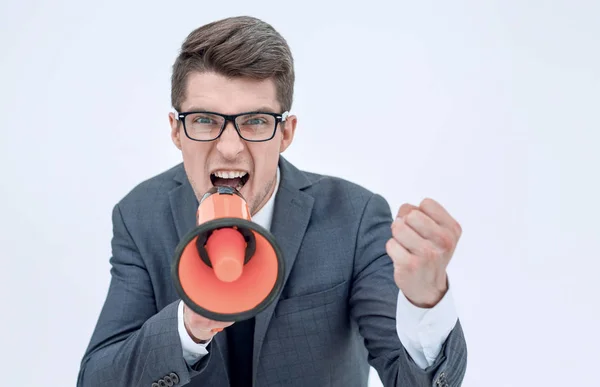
left=454, top=221, right=462, bottom=237
left=195, top=319, right=212, bottom=329
left=385, top=238, right=394, bottom=252
left=421, top=245, right=438, bottom=260
left=439, top=231, right=454, bottom=251
left=398, top=203, right=413, bottom=217
left=390, top=221, right=399, bottom=235
left=420, top=197, right=434, bottom=209
left=408, top=257, right=421, bottom=273
left=386, top=239, right=398, bottom=258
left=405, top=209, right=418, bottom=223
left=391, top=220, right=404, bottom=237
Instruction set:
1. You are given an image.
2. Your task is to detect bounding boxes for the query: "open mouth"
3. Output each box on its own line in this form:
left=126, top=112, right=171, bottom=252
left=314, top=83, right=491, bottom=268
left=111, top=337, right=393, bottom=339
left=210, top=171, right=250, bottom=191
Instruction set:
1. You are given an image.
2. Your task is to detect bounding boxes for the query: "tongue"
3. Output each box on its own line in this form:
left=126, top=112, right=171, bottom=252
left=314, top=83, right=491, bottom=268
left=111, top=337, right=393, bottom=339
left=213, top=177, right=242, bottom=188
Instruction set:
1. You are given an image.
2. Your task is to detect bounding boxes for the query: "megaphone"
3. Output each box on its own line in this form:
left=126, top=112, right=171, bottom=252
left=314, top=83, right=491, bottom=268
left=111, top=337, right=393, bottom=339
left=171, top=186, right=285, bottom=322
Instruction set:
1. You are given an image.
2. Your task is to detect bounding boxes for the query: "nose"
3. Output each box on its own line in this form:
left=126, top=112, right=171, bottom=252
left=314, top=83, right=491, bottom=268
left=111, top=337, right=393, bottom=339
left=215, top=122, right=244, bottom=160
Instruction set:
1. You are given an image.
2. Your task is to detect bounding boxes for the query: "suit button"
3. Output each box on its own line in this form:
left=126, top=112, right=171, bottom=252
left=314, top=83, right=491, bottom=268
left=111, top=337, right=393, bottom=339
left=151, top=383, right=159, bottom=387
left=169, top=372, right=180, bottom=384
left=436, top=372, right=447, bottom=387
left=164, top=375, right=174, bottom=386
left=158, top=379, right=167, bottom=387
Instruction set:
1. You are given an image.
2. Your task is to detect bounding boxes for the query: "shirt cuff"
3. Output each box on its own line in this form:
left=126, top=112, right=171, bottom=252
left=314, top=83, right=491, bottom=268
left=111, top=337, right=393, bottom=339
left=395, top=281, right=458, bottom=369
left=177, top=300, right=211, bottom=365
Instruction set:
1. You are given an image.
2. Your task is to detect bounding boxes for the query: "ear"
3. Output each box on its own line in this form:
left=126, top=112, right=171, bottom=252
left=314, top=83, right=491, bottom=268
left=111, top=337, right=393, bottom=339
left=169, top=112, right=182, bottom=150
left=279, top=114, right=297, bottom=153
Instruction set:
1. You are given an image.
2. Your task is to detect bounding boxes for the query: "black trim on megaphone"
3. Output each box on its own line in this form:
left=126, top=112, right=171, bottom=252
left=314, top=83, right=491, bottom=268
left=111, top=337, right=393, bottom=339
left=195, top=225, right=256, bottom=268
left=200, top=185, right=243, bottom=203
left=171, top=217, right=285, bottom=322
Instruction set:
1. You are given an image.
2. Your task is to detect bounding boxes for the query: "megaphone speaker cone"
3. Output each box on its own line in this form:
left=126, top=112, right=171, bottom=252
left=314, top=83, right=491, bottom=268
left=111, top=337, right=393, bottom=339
left=171, top=186, right=285, bottom=322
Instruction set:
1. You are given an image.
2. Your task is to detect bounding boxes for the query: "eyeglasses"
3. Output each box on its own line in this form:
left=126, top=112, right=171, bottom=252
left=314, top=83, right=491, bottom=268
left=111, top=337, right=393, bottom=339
left=175, top=110, right=289, bottom=142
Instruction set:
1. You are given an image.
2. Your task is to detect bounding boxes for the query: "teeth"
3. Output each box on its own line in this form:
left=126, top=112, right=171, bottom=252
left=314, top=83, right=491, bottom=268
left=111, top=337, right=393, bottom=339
left=213, top=171, right=247, bottom=179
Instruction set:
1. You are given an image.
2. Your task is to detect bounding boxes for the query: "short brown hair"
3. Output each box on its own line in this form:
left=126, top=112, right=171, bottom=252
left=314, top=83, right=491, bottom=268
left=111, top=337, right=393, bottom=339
left=171, top=16, right=295, bottom=113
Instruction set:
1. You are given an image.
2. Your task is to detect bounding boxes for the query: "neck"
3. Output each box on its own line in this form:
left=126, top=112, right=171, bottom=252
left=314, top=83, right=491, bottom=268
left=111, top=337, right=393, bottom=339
left=251, top=167, right=280, bottom=216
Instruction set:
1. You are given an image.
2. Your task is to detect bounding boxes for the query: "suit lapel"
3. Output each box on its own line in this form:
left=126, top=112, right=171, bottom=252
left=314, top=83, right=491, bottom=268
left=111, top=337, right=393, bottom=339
left=252, top=157, right=314, bottom=384
left=168, top=165, right=198, bottom=241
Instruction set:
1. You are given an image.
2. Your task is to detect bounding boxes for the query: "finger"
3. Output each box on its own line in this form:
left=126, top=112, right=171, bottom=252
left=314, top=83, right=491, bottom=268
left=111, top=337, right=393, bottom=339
left=202, top=319, right=235, bottom=329
left=396, top=203, right=418, bottom=219
left=391, top=217, right=429, bottom=256
left=194, top=320, right=234, bottom=333
left=419, top=198, right=462, bottom=238
left=404, top=209, right=454, bottom=251
left=385, top=237, right=411, bottom=268
left=213, top=321, right=235, bottom=329
left=184, top=305, right=234, bottom=328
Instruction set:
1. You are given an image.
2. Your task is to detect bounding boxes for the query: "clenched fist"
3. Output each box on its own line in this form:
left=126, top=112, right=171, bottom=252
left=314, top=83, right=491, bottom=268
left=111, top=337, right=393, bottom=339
left=385, top=198, right=462, bottom=308
left=183, top=304, right=234, bottom=343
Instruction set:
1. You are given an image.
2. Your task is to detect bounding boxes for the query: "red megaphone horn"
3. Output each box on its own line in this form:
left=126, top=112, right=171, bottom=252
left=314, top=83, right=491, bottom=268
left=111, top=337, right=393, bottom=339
left=171, top=186, right=285, bottom=322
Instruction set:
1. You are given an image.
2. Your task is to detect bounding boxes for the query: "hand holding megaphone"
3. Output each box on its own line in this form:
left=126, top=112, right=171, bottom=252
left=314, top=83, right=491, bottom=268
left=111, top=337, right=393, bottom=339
left=183, top=303, right=234, bottom=343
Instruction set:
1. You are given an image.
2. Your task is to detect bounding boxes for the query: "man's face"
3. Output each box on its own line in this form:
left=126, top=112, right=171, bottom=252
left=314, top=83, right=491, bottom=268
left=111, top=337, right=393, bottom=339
left=169, top=71, right=297, bottom=215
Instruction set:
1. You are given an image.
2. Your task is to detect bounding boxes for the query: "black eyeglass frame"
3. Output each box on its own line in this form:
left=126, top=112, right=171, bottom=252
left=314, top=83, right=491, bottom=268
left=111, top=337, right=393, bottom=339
left=175, top=110, right=290, bottom=142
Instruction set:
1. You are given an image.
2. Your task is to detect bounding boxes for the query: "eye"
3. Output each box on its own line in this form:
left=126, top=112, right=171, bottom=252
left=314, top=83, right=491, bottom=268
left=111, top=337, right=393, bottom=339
left=239, top=114, right=273, bottom=126
left=244, top=118, right=267, bottom=125
left=193, top=116, right=215, bottom=124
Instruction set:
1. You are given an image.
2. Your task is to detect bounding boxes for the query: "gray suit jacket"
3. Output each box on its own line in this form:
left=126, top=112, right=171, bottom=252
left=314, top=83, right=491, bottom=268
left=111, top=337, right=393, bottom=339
left=77, top=156, right=467, bottom=387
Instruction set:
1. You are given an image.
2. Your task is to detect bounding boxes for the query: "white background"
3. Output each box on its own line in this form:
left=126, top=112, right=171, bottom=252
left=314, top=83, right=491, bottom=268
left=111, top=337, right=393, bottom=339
left=1, top=0, right=599, bottom=386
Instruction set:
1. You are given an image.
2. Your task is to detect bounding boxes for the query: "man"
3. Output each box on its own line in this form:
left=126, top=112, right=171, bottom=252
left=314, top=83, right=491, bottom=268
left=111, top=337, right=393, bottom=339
left=77, top=16, right=467, bottom=387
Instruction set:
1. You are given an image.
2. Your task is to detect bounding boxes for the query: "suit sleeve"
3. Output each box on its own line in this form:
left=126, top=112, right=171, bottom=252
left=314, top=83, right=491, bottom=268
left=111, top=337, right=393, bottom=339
left=348, top=193, right=468, bottom=387
left=77, top=203, right=213, bottom=387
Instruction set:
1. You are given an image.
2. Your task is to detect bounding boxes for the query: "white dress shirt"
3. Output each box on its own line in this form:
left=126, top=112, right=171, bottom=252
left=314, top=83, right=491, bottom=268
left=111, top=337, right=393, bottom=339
left=177, top=168, right=458, bottom=369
